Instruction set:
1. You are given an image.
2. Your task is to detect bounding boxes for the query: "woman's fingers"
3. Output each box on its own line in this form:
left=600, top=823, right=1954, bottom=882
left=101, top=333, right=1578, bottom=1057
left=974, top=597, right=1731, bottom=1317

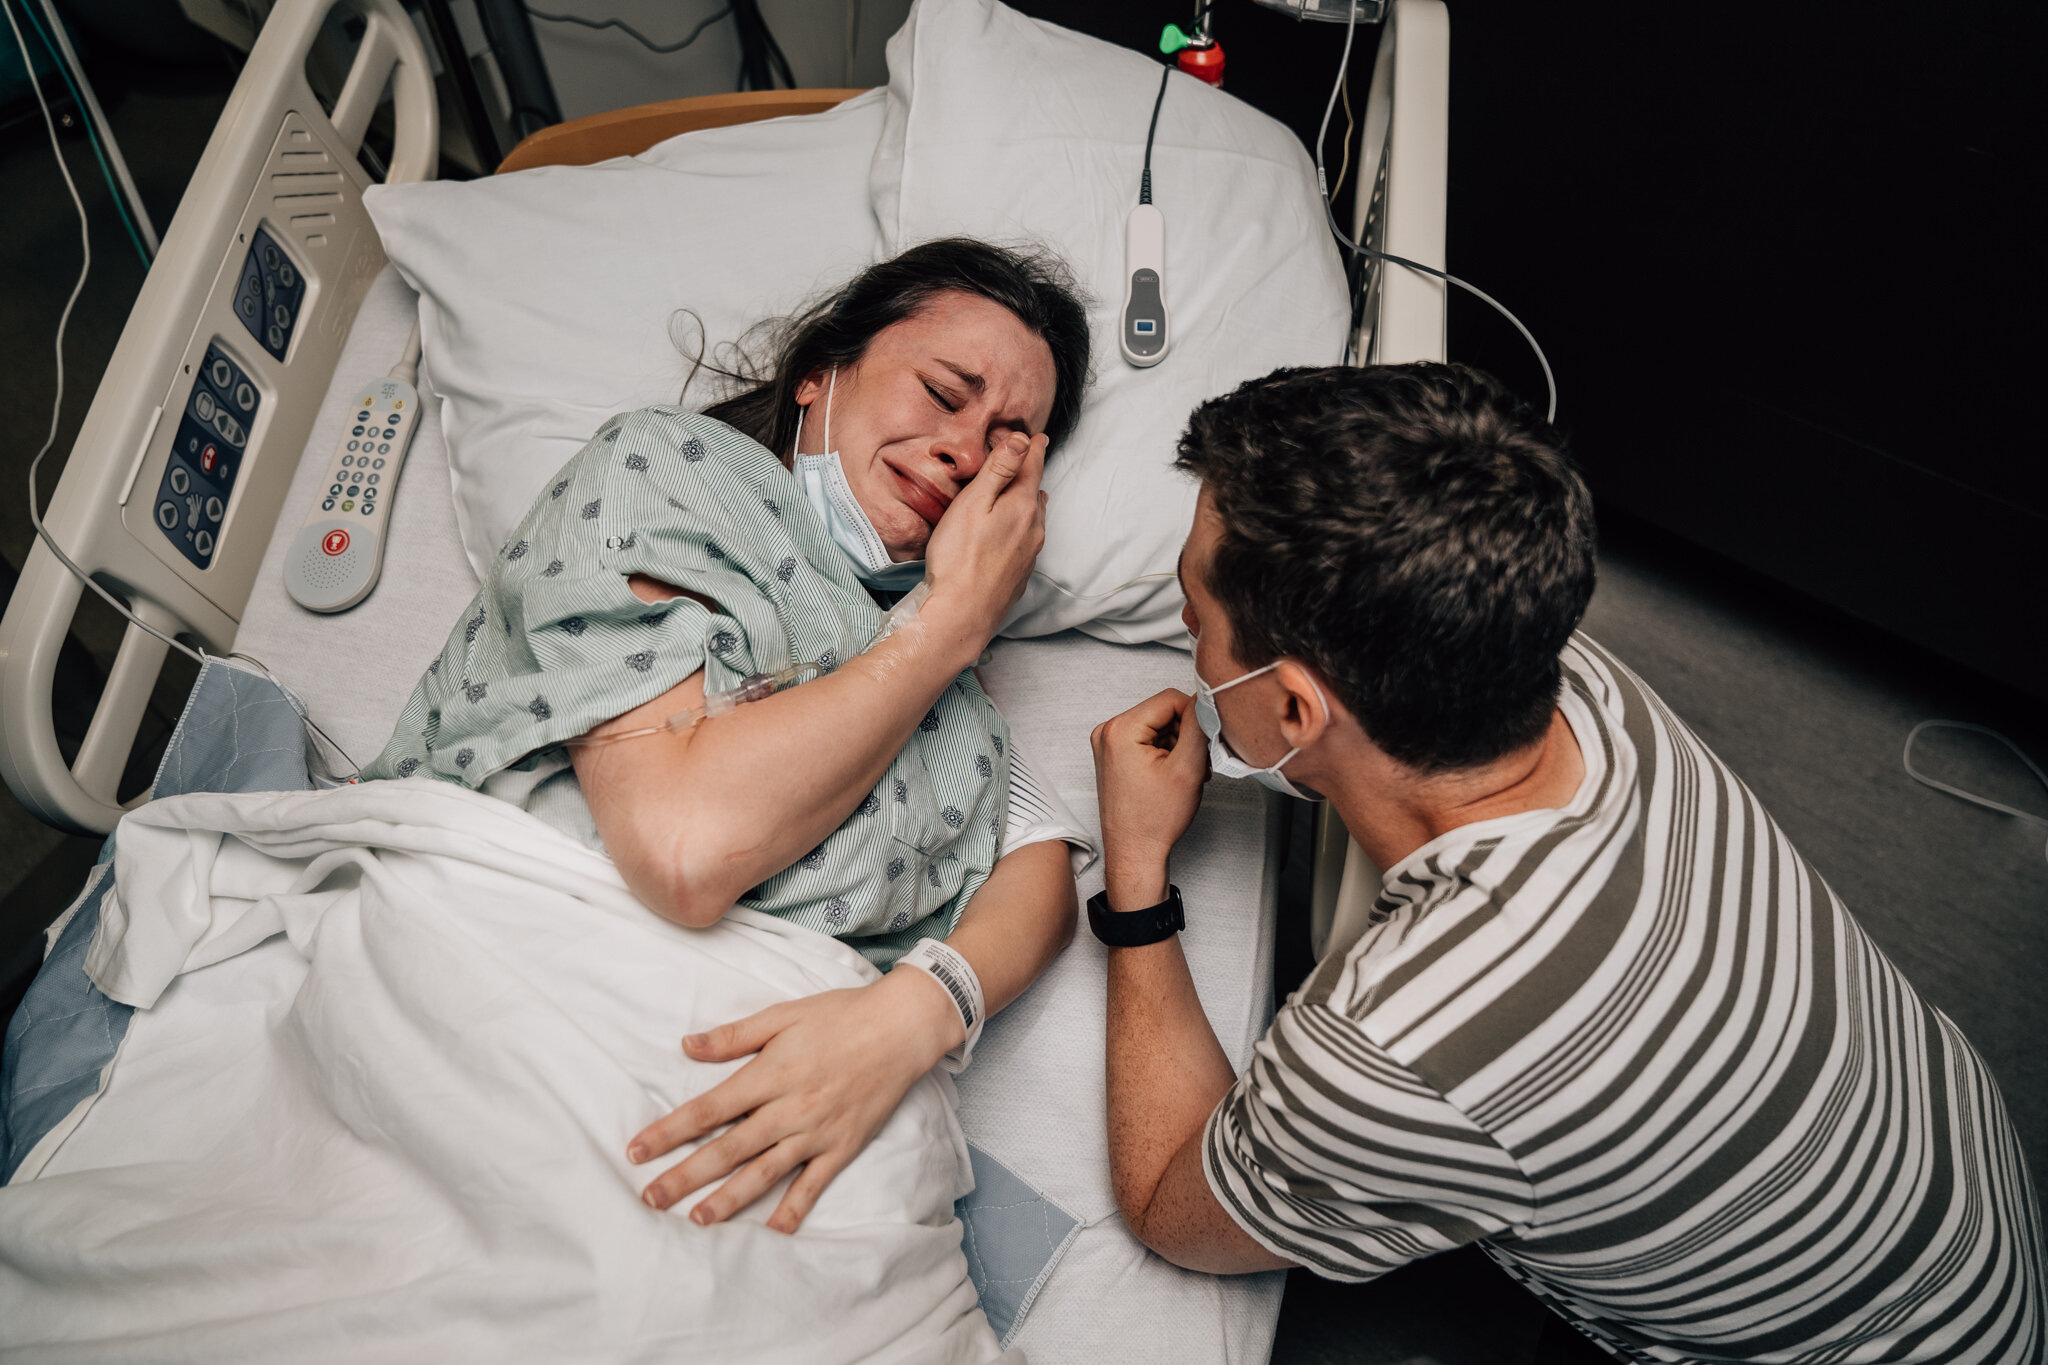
left=765, top=1149, right=850, bottom=1235
left=684, top=1137, right=811, bottom=1226
left=628, top=1043, right=780, bottom=1162
left=681, top=1003, right=789, bottom=1063
left=640, top=1109, right=782, bottom=1211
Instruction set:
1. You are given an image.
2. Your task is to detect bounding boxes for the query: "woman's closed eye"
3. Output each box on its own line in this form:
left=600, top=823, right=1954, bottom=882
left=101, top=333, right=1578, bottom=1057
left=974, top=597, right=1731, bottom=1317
left=923, top=381, right=959, bottom=414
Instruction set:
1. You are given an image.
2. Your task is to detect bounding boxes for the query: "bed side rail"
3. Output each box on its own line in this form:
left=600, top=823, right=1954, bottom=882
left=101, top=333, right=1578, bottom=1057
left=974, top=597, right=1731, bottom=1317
left=0, top=0, right=436, bottom=834
left=1310, top=0, right=1449, bottom=958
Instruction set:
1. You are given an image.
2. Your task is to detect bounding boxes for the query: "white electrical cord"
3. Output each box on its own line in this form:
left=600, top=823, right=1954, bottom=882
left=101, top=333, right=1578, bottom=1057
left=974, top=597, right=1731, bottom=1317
left=1316, top=0, right=1558, bottom=423
left=33, top=0, right=159, bottom=257
left=1903, top=721, right=2048, bottom=867
left=7, top=0, right=206, bottom=671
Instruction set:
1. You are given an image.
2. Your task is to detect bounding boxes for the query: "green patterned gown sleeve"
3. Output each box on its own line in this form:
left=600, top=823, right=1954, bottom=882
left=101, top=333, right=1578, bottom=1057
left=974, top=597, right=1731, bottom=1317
left=362, top=407, right=1009, bottom=968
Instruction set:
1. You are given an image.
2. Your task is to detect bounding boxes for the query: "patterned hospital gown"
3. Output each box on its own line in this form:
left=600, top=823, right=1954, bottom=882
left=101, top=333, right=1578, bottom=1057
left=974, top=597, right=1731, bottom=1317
left=363, top=407, right=1011, bottom=967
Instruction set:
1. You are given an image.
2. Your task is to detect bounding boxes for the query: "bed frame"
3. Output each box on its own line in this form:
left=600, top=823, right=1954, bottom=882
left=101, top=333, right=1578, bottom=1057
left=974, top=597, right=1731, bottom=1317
left=0, top=0, right=1447, bottom=958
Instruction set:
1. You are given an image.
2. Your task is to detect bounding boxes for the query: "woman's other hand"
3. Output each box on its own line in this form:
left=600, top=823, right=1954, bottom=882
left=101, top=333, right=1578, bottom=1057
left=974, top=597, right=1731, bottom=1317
left=627, top=966, right=964, bottom=1232
left=921, top=431, right=1047, bottom=653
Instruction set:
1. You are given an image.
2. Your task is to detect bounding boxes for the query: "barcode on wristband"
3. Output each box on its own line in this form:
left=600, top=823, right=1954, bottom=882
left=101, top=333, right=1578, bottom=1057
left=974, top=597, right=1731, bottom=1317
left=921, top=953, right=979, bottom=1030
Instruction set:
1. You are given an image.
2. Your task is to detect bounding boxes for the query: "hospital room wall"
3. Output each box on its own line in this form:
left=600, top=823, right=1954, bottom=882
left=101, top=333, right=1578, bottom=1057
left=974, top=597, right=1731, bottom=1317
left=1021, top=0, right=2044, bottom=702
left=1437, top=0, right=2047, bottom=702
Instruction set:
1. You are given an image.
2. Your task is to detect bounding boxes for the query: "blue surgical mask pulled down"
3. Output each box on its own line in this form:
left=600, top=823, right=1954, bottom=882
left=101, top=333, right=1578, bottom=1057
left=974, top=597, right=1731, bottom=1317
left=1193, top=657, right=1329, bottom=802
left=793, top=369, right=928, bottom=592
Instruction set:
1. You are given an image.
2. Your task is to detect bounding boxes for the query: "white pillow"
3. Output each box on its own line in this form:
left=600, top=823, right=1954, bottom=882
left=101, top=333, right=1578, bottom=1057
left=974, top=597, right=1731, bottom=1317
left=874, top=0, right=1351, bottom=646
left=364, top=92, right=887, bottom=580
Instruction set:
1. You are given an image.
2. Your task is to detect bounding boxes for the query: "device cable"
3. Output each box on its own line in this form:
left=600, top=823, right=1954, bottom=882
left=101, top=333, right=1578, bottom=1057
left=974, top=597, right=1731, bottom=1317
left=7, top=0, right=208, bottom=674
left=1139, top=62, right=1170, bottom=205
left=11, top=0, right=152, bottom=268
left=390, top=321, right=423, bottom=387
left=1314, top=0, right=1558, bottom=422
left=524, top=3, right=729, bottom=56
left=31, top=0, right=158, bottom=257
left=1903, top=721, right=2048, bottom=867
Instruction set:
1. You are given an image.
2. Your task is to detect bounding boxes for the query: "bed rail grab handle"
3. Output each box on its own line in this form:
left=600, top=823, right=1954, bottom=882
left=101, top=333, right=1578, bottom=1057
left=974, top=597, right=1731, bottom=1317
left=326, top=0, right=438, bottom=181
left=0, top=0, right=437, bottom=836
left=0, top=541, right=184, bottom=833
left=71, top=602, right=180, bottom=808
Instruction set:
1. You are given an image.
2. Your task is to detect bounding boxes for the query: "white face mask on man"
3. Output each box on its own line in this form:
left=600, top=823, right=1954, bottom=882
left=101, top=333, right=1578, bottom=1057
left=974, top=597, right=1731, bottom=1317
left=1192, top=655, right=1329, bottom=803
left=792, top=369, right=928, bottom=592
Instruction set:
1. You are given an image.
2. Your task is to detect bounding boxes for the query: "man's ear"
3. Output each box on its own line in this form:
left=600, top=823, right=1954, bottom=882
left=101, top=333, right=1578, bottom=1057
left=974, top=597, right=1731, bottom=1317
left=1275, top=660, right=1336, bottom=750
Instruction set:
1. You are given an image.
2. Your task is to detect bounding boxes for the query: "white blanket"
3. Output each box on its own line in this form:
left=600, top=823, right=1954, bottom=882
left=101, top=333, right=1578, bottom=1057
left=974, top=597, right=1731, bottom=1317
left=0, top=779, right=1009, bottom=1364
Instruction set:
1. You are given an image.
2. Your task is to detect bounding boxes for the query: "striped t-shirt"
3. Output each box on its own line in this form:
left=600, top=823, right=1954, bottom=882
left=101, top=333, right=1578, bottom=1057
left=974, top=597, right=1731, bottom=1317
left=1206, top=635, right=2043, bottom=1363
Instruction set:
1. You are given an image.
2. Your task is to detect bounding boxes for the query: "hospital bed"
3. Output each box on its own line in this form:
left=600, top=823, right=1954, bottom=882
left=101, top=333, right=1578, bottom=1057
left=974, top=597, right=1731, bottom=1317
left=0, top=0, right=1447, bottom=1357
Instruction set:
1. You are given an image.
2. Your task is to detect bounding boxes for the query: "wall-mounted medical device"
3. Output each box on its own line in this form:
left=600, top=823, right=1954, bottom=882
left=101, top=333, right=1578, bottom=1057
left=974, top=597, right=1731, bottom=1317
left=0, top=0, right=437, bottom=834
left=1122, top=64, right=1175, bottom=368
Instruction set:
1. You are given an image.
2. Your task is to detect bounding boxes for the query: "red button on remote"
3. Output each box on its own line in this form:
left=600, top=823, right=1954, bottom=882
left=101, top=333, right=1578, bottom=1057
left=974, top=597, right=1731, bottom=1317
left=322, top=528, right=350, bottom=556
left=200, top=444, right=220, bottom=474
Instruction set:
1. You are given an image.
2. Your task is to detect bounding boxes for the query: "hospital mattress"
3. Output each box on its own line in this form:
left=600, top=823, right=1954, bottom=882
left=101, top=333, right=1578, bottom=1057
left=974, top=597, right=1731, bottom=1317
left=221, top=266, right=1288, bottom=1361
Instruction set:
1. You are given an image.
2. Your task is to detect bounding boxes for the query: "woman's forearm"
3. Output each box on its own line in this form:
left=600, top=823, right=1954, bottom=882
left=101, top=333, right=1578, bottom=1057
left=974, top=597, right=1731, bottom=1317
left=574, top=597, right=987, bottom=924
left=941, top=839, right=1076, bottom=1019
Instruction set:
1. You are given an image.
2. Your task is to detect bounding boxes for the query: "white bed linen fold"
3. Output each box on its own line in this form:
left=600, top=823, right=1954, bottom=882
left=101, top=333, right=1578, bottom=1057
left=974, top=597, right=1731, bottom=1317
left=0, top=779, right=1008, bottom=1365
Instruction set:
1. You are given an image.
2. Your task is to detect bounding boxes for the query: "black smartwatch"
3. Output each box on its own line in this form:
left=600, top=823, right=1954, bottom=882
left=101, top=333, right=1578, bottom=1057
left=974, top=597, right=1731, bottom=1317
left=1087, top=885, right=1185, bottom=947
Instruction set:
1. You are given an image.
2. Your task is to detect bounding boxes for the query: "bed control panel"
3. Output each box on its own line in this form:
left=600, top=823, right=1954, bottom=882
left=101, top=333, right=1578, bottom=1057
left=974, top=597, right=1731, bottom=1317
left=284, top=375, right=418, bottom=612
left=152, top=340, right=260, bottom=570
left=234, top=227, right=307, bottom=361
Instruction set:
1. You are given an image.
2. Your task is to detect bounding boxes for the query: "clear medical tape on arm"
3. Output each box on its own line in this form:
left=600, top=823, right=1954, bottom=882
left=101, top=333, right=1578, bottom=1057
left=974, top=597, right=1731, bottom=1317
left=1902, top=720, right=2048, bottom=867
left=566, top=581, right=933, bottom=749
left=891, top=936, right=986, bottom=1073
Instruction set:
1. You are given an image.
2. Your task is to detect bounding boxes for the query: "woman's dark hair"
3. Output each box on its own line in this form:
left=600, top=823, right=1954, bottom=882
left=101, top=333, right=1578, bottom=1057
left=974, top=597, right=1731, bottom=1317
left=1175, top=363, right=1597, bottom=774
left=695, top=238, right=1092, bottom=462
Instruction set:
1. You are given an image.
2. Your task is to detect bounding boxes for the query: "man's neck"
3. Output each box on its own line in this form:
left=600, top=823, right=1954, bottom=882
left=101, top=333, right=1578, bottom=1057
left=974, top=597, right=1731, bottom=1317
left=1317, top=708, right=1587, bottom=875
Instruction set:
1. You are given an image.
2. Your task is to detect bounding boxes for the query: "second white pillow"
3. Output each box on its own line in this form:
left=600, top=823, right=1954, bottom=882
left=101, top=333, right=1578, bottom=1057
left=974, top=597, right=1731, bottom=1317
left=365, top=92, right=887, bottom=579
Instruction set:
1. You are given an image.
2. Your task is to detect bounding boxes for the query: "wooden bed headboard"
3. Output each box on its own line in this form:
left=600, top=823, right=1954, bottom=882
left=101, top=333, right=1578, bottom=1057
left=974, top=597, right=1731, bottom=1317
left=496, top=89, right=868, bottom=174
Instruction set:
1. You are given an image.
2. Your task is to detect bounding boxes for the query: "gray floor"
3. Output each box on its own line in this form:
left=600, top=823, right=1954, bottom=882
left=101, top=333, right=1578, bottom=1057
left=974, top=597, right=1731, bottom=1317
left=4, top=43, right=2045, bottom=1365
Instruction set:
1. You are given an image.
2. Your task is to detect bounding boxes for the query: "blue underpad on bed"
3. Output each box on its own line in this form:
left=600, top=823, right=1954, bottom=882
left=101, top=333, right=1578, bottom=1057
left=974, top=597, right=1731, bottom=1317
left=0, top=660, right=1077, bottom=1347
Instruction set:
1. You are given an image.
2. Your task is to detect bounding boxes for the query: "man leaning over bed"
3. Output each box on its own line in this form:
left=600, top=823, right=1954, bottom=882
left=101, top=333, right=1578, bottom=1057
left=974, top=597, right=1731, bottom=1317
left=1087, top=363, right=2044, bottom=1365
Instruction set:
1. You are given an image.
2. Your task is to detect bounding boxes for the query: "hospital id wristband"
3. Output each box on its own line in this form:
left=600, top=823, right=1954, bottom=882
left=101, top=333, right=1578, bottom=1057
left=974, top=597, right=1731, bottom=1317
left=894, top=938, right=985, bottom=1074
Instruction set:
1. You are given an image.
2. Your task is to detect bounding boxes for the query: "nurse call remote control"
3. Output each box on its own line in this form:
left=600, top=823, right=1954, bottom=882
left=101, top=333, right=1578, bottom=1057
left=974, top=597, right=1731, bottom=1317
left=284, top=374, right=417, bottom=612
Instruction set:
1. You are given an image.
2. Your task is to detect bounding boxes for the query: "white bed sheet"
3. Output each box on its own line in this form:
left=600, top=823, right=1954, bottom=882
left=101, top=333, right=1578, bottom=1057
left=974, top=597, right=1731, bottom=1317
left=235, top=269, right=1286, bottom=1361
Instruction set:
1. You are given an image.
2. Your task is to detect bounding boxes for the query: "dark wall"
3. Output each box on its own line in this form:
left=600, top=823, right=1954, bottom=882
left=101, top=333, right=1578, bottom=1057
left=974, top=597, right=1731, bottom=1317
left=1014, top=0, right=2048, bottom=699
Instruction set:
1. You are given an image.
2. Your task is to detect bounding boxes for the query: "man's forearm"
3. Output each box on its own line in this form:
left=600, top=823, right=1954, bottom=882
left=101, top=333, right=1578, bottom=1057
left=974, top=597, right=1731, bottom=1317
left=1102, top=860, right=1238, bottom=1230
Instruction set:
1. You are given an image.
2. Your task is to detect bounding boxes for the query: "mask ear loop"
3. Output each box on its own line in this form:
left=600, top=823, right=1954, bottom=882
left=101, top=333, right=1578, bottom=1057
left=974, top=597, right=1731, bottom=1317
left=1270, top=673, right=1331, bottom=771
left=792, top=367, right=837, bottom=460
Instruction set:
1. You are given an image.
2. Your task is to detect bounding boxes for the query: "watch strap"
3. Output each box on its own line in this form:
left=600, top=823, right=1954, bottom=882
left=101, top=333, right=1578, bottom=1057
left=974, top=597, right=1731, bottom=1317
left=1087, top=884, right=1185, bottom=947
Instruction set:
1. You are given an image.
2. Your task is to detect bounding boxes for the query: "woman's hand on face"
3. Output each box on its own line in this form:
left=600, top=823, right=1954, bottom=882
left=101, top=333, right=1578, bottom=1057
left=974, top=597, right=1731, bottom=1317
left=921, top=431, right=1047, bottom=657
left=627, top=965, right=964, bottom=1232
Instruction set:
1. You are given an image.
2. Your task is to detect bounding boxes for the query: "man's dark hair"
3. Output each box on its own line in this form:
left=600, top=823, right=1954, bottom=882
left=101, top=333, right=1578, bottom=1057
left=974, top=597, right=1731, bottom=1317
left=699, top=238, right=1092, bottom=462
left=1175, top=363, right=1596, bottom=773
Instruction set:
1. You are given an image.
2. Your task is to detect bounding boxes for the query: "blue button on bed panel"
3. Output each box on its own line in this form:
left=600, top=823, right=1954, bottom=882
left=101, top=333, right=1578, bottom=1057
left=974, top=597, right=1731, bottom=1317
left=235, top=227, right=306, bottom=361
